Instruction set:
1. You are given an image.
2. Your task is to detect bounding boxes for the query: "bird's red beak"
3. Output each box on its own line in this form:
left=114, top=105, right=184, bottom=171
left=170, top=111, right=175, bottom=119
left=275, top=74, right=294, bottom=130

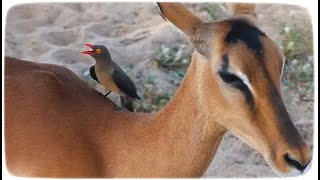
left=82, top=43, right=94, bottom=55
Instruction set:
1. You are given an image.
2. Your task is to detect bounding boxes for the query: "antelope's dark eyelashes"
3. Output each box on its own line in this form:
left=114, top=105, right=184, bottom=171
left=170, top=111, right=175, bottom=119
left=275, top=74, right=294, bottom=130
left=218, top=71, right=242, bottom=84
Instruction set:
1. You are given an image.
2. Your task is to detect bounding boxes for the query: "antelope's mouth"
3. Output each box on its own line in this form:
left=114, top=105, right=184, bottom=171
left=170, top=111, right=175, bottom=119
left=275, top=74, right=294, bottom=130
left=82, top=43, right=94, bottom=55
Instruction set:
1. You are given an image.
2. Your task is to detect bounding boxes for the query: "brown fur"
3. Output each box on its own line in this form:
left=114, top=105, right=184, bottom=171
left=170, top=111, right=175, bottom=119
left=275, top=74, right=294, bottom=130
left=5, top=3, right=311, bottom=177
left=226, top=3, right=257, bottom=19
left=5, top=57, right=225, bottom=177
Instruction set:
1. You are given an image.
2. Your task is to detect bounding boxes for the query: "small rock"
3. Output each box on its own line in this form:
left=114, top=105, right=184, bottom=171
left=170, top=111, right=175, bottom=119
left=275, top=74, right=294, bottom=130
left=284, top=26, right=291, bottom=33
left=83, top=70, right=89, bottom=76
left=173, top=44, right=186, bottom=62
left=182, top=58, right=190, bottom=64
left=307, top=56, right=313, bottom=62
left=291, top=59, right=298, bottom=65
left=286, top=42, right=294, bottom=50
left=302, top=63, right=312, bottom=72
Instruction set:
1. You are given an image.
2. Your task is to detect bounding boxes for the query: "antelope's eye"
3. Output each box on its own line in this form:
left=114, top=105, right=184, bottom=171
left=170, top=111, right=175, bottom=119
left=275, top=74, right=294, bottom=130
left=218, top=71, right=242, bottom=84
left=96, top=49, right=101, bottom=54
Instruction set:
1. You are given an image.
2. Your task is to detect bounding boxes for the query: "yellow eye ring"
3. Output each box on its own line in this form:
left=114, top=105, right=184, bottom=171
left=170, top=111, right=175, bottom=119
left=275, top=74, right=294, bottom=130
left=96, top=49, right=101, bottom=54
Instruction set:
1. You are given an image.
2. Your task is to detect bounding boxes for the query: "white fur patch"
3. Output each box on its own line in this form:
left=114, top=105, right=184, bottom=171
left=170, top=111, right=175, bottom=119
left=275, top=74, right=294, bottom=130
left=236, top=71, right=253, bottom=92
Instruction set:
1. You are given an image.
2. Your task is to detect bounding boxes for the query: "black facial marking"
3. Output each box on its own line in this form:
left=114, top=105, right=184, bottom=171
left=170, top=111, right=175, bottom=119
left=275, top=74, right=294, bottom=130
left=265, top=73, right=305, bottom=147
left=225, top=20, right=265, bottom=56
left=219, top=55, right=254, bottom=109
left=233, top=80, right=254, bottom=109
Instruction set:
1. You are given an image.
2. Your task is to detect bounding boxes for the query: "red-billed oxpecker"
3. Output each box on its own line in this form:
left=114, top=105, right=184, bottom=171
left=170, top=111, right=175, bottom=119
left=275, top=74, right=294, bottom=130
left=82, top=43, right=141, bottom=112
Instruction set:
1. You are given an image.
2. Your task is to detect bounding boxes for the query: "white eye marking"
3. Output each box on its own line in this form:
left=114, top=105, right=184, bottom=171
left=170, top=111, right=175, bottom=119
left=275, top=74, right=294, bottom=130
left=236, top=71, right=253, bottom=91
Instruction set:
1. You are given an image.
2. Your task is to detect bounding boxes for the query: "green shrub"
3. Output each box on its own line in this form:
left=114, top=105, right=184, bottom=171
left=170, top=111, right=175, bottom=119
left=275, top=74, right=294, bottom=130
left=280, top=24, right=314, bottom=96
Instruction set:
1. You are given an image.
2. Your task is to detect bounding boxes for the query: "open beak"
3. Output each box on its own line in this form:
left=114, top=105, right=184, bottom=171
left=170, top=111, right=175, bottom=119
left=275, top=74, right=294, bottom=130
left=82, top=43, right=94, bottom=55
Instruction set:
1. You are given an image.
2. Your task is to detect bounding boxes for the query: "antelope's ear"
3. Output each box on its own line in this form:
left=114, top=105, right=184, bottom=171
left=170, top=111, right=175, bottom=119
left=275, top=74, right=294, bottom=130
left=156, top=3, right=204, bottom=39
left=226, top=3, right=257, bottom=23
left=157, top=3, right=214, bottom=57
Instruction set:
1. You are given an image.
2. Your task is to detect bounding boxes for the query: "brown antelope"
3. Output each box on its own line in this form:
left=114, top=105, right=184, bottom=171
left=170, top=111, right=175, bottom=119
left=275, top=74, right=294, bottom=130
left=5, top=2, right=312, bottom=178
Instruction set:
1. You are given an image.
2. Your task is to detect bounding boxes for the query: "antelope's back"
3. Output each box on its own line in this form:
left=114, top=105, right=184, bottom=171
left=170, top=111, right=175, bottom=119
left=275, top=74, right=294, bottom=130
left=4, top=57, right=116, bottom=176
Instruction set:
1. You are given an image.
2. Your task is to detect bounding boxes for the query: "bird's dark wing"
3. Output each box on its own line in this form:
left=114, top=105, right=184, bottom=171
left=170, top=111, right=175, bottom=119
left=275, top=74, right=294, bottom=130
left=112, top=66, right=141, bottom=100
left=90, top=66, right=100, bottom=83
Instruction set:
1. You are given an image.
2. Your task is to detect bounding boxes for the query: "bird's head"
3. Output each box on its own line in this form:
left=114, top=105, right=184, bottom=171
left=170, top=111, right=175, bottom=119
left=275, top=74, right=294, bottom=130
left=82, top=43, right=111, bottom=60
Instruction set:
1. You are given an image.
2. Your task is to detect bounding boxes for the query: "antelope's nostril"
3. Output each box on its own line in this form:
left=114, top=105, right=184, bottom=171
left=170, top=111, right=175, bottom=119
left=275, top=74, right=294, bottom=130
left=284, top=153, right=310, bottom=172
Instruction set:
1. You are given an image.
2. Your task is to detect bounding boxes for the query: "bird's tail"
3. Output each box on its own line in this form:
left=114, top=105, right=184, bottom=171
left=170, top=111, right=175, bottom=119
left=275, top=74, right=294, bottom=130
left=120, top=96, right=135, bottom=112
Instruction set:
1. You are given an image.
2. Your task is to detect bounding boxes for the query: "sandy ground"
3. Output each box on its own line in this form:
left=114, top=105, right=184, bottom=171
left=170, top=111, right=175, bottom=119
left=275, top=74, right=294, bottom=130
left=5, top=2, right=314, bottom=178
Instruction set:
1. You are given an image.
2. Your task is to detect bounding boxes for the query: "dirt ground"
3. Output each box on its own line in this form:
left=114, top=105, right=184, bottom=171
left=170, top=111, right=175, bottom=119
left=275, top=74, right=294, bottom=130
left=5, top=2, right=314, bottom=177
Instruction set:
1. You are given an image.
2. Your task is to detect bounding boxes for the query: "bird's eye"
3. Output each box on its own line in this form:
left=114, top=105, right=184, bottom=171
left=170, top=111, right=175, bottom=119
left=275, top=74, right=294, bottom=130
left=96, top=49, right=101, bottom=53
left=218, top=71, right=242, bottom=84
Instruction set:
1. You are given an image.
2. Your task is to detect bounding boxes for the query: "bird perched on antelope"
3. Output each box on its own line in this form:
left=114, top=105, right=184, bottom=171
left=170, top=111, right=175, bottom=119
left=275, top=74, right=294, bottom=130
left=82, top=43, right=141, bottom=112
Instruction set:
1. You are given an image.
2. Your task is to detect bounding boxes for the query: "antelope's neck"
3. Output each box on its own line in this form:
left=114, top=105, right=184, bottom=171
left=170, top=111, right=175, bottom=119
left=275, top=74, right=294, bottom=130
left=97, top=53, right=226, bottom=177
left=151, top=53, right=227, bottom=176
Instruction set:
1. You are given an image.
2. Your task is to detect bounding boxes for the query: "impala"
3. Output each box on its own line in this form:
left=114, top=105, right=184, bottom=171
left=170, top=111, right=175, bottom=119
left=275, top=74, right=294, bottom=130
left=5, top=2, right=312, bottom=177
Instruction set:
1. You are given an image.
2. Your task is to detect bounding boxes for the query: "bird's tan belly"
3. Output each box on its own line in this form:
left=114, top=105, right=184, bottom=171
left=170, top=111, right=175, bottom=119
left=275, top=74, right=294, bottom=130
left=96, top=72, right=124, bottom=95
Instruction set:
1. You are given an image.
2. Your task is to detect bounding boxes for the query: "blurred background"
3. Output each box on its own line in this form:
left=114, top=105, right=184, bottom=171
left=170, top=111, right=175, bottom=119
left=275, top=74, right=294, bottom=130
left=5, top=2, right=314, bottom=177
